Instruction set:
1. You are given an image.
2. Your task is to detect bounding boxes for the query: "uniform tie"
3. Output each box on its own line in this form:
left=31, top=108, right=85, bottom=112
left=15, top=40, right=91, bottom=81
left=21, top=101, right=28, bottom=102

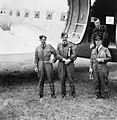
left=96, top=47, right=99, bottom=54
left=42, top=44, right=46, bottom=49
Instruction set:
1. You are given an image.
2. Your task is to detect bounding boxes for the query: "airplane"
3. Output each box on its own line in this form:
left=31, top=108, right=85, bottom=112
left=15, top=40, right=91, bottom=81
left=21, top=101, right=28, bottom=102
left=0, top=0, right=116, bottom=77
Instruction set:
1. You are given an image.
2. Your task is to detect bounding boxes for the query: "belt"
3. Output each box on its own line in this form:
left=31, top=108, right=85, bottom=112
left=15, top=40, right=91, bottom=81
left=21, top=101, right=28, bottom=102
left=39, top=60, right=51, bottom=63
left=97, top=62, right=106, bottom=65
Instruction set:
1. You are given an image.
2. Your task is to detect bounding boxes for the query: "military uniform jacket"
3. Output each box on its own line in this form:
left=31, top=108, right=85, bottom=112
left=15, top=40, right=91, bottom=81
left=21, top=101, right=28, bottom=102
left=90, top=45, right=111, bottom=68
left=57, top=41, right=77, bottom=78
left=35, top=44, right=57, bottom=69
left=91, top=25, right=108, bottom=42
left=57, top=41, right=77, bottom=62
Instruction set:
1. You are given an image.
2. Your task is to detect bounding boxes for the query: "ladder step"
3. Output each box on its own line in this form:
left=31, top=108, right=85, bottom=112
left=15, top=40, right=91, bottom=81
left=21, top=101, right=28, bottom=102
left=72, top=31, right=80, bottom=35
left=75, top=23, right=85, bottom=26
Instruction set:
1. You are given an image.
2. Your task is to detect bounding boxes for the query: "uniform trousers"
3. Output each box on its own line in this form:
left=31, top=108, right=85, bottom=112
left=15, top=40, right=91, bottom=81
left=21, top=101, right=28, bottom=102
left=93, top=63, right=109, bottom=98
left=37, top=61, right=55, bottom=96
left=58, top=62, right=75, bottom=96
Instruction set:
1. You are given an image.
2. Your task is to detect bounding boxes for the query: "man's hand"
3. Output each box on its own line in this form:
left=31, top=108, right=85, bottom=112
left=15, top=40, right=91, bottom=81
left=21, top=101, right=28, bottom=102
left=96, top=58, right=104, bottom=62
left=49, top=54, right=54, bottom=63
left=89, top=67, right=93, bottom=73
left=35, top=67, right=38, bottom=72
left=62, top=58, right=71, bottom=65
left=65, top=59, right=71, bottom=65
left=90, top=43, right=95, bottom=50
left=89, top=67, right=93, bottom=80
left=63, top=58, right=67, bottom=62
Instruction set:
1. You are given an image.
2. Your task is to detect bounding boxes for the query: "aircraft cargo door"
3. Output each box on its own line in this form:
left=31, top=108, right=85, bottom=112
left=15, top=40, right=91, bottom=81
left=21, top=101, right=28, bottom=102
left=65, top=0, right=90, bottom=44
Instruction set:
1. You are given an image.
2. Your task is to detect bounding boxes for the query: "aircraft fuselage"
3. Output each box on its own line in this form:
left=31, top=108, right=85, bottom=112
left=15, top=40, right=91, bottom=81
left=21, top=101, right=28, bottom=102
left=0, top=0, right=117, bottom=76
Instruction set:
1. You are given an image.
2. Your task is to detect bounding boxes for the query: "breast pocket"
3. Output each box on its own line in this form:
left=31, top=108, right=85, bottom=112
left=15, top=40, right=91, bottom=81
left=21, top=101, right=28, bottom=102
left=45, top=50, right=51, bottom=56
left=59, top=49, right=66, bottom=56
left=38, top=51, right=43, bottom=58
left=99, top=51, right=106, bottom=58
left=65, top=48, right=69, bottom=56
left=92, top=52, right=97, bottom=60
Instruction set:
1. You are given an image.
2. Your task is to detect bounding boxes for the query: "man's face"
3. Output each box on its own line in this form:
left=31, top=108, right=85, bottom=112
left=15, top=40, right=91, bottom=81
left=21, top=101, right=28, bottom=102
left=40, top=37, right=46, bottom=45
left=94, top=20, right=100, bottom=28
left=95, top=39, right=102, bottom=47
left=62, top=35, right=68, bottom=45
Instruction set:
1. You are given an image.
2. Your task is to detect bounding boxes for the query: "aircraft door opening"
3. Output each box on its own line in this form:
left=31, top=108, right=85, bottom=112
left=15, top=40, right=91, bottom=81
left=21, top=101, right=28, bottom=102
left=65, top=0, right=90, bottom=44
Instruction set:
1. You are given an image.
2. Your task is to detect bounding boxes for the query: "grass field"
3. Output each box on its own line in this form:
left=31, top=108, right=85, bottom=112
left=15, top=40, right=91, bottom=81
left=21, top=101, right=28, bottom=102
left=0, top=58, right=117, bottom=120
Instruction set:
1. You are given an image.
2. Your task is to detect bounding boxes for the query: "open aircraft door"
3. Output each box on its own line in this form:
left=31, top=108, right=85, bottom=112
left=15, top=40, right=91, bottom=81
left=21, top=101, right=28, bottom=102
left=64, top=0, right=90, bottom=44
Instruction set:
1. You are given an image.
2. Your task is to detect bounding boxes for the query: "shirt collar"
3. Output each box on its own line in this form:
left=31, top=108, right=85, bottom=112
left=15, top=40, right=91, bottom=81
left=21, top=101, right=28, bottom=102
left=41, top=43, right=46, bottom=49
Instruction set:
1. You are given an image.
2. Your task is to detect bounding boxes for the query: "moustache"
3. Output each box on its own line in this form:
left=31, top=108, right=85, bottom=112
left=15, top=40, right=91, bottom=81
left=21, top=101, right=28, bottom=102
left=62, top=41, right=68, bottom=46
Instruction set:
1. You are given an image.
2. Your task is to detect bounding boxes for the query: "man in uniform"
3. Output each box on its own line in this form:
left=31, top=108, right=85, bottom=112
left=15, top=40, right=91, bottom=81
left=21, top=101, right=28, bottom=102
left=34, top=35, right=57, bottom=98
left=56, top=33, right=77, bottom=98
left=89, top=35, right=111, bottom=99
left=90, top=18, right=108, bottom=49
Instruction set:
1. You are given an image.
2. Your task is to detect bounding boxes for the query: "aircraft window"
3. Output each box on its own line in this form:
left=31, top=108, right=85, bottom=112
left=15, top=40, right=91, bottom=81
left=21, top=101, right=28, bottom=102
left=34, top=11, right=40, bottom=18
left=106, top=16, right=114, bottom=25
left=0, top=11, right=3, bottom=14
left=0, top=8, right=6, bottom=14
left=46, top=11, right=53, bottom=20
left=25, top=10, right=29, bottom=18
left=9, top=10, right=12, bottom=16
left=16, top=10, right=20, bottom=17
left=61, top=12, right=68, bottom=21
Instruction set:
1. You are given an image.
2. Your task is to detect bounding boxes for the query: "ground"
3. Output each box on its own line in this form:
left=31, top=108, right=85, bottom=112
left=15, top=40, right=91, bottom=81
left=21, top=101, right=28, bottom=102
left=0, top=58, right=117, bottom=120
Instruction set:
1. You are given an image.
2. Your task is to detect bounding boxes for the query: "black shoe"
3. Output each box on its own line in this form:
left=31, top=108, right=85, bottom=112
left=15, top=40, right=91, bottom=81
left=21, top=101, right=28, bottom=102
left=51, top=94, right=56, bottom=98
left=39, top=94, right=43, bottom=98
left=72, top=94, right=76, bottom=98
left=101, top=92, right=109, bottom=99
left=61, top=94, right=66, bottom=98
left=96, top=93, right=102, bottom=99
